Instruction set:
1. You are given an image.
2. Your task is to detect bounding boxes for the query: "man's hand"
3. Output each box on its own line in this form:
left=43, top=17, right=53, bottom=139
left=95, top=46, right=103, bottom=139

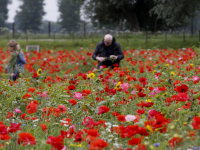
left=110, top=55, right=118, bottom=59
left=96, top=57, right=106, bottom=62
left=16, top=51, right=20, bottom=55
left=11, top=73, right=16, bottom=77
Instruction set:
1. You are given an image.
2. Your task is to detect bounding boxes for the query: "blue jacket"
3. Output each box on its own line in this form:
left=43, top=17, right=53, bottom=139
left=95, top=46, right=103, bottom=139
left=16, top=52, right=26, bottom=74
left=7, top=52, right=26, bottom=74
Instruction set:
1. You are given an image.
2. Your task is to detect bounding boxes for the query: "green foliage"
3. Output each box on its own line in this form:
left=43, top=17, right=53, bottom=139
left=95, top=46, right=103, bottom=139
left=81, top=0, right=165, bottom=31
left=58, top=0, right=81, bottom=31
left=14, top=0, right=45, bottom=32
left=151, top=0, right=200, bottom=27
left=0, top=0, right=11, bottom=27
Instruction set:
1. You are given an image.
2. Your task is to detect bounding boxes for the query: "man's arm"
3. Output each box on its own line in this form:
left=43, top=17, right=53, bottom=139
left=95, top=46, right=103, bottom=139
left=92, top=43, right=100, bottom=60
left=115, top=43, right=124, bottom=60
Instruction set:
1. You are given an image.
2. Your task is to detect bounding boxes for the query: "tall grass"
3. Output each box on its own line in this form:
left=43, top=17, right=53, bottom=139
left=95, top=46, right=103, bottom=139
left=0, top=32, right=199, bottom=51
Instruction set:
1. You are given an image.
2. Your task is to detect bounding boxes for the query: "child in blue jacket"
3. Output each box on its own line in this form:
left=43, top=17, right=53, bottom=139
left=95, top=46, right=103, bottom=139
left=7, top=40, right=26, bottom=81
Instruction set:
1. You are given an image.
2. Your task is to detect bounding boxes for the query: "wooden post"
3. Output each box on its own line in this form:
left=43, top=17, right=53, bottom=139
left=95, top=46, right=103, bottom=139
left=199, top=30, right=200, bottom=42
left=7, top=30, right=9, bottom=42
left=26, top=30, right=28, bottom=42
left=48, top=21, right=51, bottom=37
left=146, top=27, right=148, bottom=43
left=83, top=22, right=86, bottom=37
left=155, top=19, right=157, bottom=37
left=183, top=31, right=185, bottom=42
left=12, top=22, right=15, bottom=38
left=53, top=31, right=55, bottom=43
left=72, top=31, right=74, bottom=43
left=119, top=20, right=122, bottom=32
left=191, top=19, right=193, bottom=36
left=91, top=31, right=94, bottom=43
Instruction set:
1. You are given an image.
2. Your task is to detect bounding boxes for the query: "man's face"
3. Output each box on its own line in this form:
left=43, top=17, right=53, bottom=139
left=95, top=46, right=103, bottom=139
left=104, top=38, right=112, bottom=46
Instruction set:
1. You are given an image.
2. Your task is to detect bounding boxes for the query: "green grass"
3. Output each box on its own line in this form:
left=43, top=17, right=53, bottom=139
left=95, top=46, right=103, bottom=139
left=0, top=33, right=200, bottom=51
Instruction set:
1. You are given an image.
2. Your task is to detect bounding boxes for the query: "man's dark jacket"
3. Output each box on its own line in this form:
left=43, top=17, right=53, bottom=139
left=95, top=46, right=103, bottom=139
left=92, top=37, right=124, bottom=68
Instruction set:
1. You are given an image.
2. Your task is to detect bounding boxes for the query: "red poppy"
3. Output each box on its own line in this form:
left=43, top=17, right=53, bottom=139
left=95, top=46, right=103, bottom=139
left=26, top=102, right=38, bottom=114
left=68, top=85, right=76, bottom=90
left=176, top=84, right=188, bottom=93
left=22, top=93, right=32, bottom=99
left=28, top=87, right=35, bottom=93
left=7, top=112, right=14, bottom=119
left=87, top=129, right=100, bottom=138
left=8, top=123, right=22, bottom=133
left=0, top=134, right=11, bottom=141
left=89, top=139, right=109, bottom=150
left=169, top=137, right=183, bottom=148
left=46, top=136, right=64, bottom=150
left=57, top=105, right=67, bottom=114
left=128, top=137, right=142, bottom=146
left=82, top=73, right=87, bottom=80
left=18, top=132, right=36, bottom=146
left=98, top=106, right=110, bottom=115
left=41, top=124, right=47, bottom=133
left=191, top=116, right=200, bottom=130
left=136, top=109, right=145, bottom=115
left=117, top=115, right=126, bottom=122
left=68, top=99, right=77, bottom=105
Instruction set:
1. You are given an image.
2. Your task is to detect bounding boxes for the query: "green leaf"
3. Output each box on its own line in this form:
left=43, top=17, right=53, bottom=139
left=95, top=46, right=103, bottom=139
left=158, top=141, right=168, bottom=150
left=97, top=101, right=107, bottom=106
left=193, top=92, right=200, bottom=99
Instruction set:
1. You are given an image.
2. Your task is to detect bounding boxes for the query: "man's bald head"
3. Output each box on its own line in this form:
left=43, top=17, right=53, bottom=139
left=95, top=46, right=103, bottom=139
left=104, top=34, right=113, bottom=46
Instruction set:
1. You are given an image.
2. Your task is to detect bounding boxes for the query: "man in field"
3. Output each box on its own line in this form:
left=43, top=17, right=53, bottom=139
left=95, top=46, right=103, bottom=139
left=92, top=34, right=124, bottom=69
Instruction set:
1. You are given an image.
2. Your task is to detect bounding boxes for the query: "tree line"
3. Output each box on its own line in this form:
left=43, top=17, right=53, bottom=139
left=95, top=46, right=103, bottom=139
left=1, top=0, right=200, bottom=33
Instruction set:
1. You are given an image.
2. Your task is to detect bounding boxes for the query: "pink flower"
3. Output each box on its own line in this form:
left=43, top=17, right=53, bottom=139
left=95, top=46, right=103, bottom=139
left=177, top=93, right=189, bottom=102
left=131, top=90, right=136, bottom=94
left=125, top=115, right=136, bottom=121
left=192, top=75, right=199, bottom=81
left=120, top=83, right=129, bottom=91
left=73, top=92, right=83, bottom=100
left=14, top=109, right=22, bottom=113
left=41, top=91, right=49, bottom=98
left=149, top=87, right=161, bottom=97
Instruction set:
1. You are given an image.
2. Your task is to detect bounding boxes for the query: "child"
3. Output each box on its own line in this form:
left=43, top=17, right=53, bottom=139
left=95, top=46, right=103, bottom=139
left=7, top=40, right=26, bottom=81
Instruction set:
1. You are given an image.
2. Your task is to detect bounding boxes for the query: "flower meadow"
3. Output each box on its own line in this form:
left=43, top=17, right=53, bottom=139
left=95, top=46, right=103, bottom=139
left=0, top=47, right=200, bottom=150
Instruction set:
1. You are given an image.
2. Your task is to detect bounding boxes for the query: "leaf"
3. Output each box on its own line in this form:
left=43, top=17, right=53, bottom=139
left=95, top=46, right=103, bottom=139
left=158, top=141, right=168, bottom=150
left=97, top=101, right=107, bottom=106
left=193, top=92, right=200, bottom=99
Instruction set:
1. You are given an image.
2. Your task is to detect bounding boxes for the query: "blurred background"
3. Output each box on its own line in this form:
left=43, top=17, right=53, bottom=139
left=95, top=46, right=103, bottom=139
left=0, top=0, right=200, bottom=49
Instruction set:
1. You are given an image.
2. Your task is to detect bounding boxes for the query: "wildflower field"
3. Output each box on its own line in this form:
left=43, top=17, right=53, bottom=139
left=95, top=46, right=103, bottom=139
left=0, top=46, right=200, bottom=150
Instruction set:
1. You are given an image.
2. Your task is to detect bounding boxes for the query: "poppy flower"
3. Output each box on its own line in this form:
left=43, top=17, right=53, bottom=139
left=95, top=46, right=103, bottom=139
left=128, top=137, right=142, bottom=146
left=169, top=137, right=183, bottom=148
left=18, top=132, right=36, bottom=146
left=98, top=106, right=110, bottom=115
left=68, top=99, right=77, bottom=105
left=117, top=115, right=126, bottom=122
left=57, top=105, right=67, bottom=114
left=8, top=123, right=22, bottom=133
left=191, top=116, right=200, bottom=130
left=73, top=92, right=83, bottom=100
left=176, top=84, right=188, bottom=93
left=68, top=85, right=76, bottom=90
left=46, top=136, right=64, bottom=150
left=26, top=102, right=38, bottom=114
left=89, top=139, right=109, bottom=150
left=41, top=124, right=47, bottom=133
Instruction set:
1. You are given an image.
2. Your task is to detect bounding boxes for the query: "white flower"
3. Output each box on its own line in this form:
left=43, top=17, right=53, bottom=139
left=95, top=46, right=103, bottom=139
left=125, top=115, right=137, bottom=122
left=60, top=120, right=68, bottom=123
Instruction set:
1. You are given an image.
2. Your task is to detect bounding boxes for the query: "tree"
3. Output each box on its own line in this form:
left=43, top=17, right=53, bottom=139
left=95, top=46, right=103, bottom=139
left=0, top=0, right=11, bottom=27
left=58, top=0, right=81, bottom=31
left=150, top=0, right=200, bottom=27
left=80, top=0, right=164, bottom=31
left=14, top=0, right=45, bottom=32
